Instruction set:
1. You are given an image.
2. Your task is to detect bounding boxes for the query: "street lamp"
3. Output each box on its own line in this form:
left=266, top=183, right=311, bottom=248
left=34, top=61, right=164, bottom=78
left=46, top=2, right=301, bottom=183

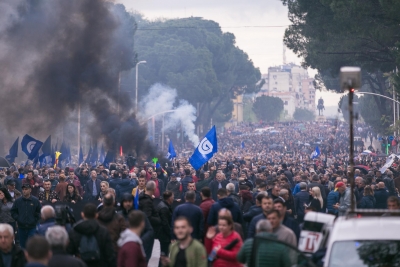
left=135, top=60, right=147, bottom=113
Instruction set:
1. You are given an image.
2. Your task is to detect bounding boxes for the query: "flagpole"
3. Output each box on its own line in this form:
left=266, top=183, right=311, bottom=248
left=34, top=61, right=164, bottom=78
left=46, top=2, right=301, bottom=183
left=162, top=114, right=165, bottom=151
left=78, top=102, right=81, bottom=155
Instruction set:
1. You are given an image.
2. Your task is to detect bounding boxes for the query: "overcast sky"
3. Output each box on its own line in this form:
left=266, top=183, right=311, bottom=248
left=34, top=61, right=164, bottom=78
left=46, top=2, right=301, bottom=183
left=117, top=0, right=342, bottom=107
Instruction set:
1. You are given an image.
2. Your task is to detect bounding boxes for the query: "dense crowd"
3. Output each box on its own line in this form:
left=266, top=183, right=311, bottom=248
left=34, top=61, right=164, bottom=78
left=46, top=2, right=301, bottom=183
left=1, top=121, right=400, bottom=267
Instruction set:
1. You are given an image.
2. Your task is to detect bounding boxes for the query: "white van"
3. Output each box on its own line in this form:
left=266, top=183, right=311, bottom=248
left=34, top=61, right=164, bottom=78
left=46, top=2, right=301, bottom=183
left=324, top=210, right=400, bottom=267
left=298, top=212, right=335, bottom=255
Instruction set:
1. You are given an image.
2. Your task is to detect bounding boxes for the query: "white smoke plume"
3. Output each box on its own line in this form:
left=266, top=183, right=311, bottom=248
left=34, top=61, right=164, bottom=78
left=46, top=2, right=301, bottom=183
left=139, top=83, right=199, bottom=146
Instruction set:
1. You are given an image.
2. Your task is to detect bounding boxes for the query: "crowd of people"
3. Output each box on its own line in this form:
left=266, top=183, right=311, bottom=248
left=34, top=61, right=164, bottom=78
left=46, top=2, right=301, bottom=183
left=1, top=120, right=400, bottom=267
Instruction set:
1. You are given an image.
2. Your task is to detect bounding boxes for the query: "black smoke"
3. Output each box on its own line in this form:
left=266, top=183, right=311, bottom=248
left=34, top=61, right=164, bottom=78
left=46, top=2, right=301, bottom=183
left=0, top=0, right=153, bottom=157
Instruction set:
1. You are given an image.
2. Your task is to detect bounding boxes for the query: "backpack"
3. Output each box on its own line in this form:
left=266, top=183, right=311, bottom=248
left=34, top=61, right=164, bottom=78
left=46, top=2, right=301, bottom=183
left=79, top=235, right=100, bottom=262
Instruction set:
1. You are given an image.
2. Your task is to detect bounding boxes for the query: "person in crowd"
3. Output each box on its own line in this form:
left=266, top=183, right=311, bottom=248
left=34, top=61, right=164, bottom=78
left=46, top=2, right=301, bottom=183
left=0, top=188, right=15, bottom=231
left=171, top=191, right=204, bottom=240
left=6, top=180, right=21, bottom=201
left=139, top=181, right=161, bottom=234
left=24, top=236, right=52, bottom=267
left=375, top=181, right=389, bottom=209
left=67, top=168, right=84, bottom=197
left=149, top=171, right=164, bottom=199
left=207, top=188, right=243, bottom=226
left=161, top=216, right=207, bottom=267
left=45, top=226, right=86, bottom=267
left=131, top=175, right=146, bottom=197
left=36, top=206, right=56, bottom=236
left=247, top=194, right=274, bottom=239
left=117, top=210, right=147, bottom=267
left=226, top=183, right=241, bottom=207
left=266, top=209, right=297, bottom=247
left=333, top=181, right=352, bottom=216
left=97, top=193, right=126, bottom=254
left=55, top=174, right=68, bottom=201
left=67, top=203, right=115, bottom=267
left=387, top=196, right=400, bottom=210
left=358, top=186, right=376, bottom=209
left=327, top=182, right=340, bottom=215
left=10, top=184, right=41, bottom=248
left=273, top=198, right=300, bottom=241
left=308, top=187, right=323, bottom=212
left=38, top=180, right=60, bottom=204
left=199, top=187, right=214, bottom=236
left=209, top=172, right=229, bottom=201
left=237, top=220, right=290, bottom=266
left=156, top=191, right=174, bottom=259
left=182, top=182, right=202, bottom=205
left=47, top=171, right=59, bottom=191
left=243, top=192, right=265, bottom=224
left=75, top=167, right=90, bottom=190
left=117, top=193, right=155, bottom=263
left=205, top=215, right=243, bottom=267
left=180, top=169, right=193, bottom=199
left=84, top=170, right=101, bottom=201
left=0, top=223, right=25, bottom=267
left=294, top=182, right=310, bottom=222
left=98, top=181, right=109, bottom=202
left=63, top=184, right=82, bottom=203
left=166, top=173, right=181, bottom=201
left=22, top=170, right=42, bottom=198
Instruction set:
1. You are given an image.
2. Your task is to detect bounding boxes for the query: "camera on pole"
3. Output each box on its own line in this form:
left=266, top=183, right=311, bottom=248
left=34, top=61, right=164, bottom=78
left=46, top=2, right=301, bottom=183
left=340, top=66, right=361, bottom=212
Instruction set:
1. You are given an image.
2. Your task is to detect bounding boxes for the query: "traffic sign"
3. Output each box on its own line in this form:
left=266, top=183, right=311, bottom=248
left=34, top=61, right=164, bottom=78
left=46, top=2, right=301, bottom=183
left=389, top=136, right=394, bottom=141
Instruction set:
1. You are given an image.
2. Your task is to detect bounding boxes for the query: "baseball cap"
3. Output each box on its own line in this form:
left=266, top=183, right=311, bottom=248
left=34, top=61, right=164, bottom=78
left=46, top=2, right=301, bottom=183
left=22, top=184, right=31, bottom=189
left=335, top=182, right=345, bottom=189
left=171, top=173, right=177, bottom=177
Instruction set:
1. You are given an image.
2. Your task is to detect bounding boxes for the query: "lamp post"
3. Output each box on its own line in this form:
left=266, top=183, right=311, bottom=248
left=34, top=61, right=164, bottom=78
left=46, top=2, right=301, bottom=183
left=135, top=60, right=147, bottom=114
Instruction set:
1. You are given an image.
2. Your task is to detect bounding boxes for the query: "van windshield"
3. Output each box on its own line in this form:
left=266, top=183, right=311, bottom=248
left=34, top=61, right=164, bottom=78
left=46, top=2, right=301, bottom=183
left=329, top=240, right=400, bottom=267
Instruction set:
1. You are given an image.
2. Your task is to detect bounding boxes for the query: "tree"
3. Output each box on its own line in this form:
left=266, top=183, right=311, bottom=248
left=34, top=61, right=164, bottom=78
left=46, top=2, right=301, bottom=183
left=124, top=15, right=262, bottom=129
left=293, top=108, right=315, bottom=121
left=281, top=0, right=400, bottom=133
left=252, top=95, right=283, bottom=122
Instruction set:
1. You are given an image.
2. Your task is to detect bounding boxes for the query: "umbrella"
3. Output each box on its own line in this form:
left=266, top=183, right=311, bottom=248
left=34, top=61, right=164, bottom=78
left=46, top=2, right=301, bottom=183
left=304, top=143, right=310, bottom=146
left=362, top=150, right=372, bottom=154
left=0, top=157, right=11, bottom=168
left=355, top=165, right=370, bottom=175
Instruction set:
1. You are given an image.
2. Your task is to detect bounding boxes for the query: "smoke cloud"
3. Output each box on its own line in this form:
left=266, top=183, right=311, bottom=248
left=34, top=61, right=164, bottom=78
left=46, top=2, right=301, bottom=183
left=0, top=0, right=153, bottom=156
left=140, top=83, right=199, bottom=146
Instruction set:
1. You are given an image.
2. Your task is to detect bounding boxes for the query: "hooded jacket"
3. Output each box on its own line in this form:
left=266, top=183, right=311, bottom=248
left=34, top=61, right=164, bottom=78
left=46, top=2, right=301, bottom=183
left=97, top=206, right=126, bottom=253
left=207, top=197, right=243, bottom=226
left=117, top=229, right=146, bottom=267
left=67, top=219, right=116, bottom=267
left=358, top=195, right=376, bottom=209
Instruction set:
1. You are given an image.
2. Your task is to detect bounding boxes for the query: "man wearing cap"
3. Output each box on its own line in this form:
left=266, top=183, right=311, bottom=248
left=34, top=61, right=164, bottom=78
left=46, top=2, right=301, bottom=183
left=166, top=173, right=181, bottom=201
left=10, top=184, right=41, bottom=248
left=6, top=179, right=21, bottom=201
left=333, top=181, right=353, bottom=216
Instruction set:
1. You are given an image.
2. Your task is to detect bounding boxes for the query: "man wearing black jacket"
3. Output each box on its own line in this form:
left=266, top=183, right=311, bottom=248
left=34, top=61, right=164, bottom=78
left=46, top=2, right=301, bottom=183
left=139, top=181, right=161, bottom=234
left=10, top=184, right=41, bottom=249
left=274, top=198, right=300, bottom=242
left=156, top=191, right=174, bottom=262
left=0, top=223, right=25, bottom=267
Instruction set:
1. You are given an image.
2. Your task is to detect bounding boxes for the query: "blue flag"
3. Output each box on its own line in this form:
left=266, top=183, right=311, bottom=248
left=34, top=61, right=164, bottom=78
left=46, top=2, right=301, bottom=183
left=134, top=187, right=139, bottom=210
left=21, top=134, right=43, bottom=160
left=189, top=126, right=218, bottom=170
left=6, top=137, right=19, bottom=163
left=85, top=147, right=92, bottom=164
left=79, top=147, right=84, bottom=165
left=99, top=145, right=105, bottom=163
left=167, top=140, right=176, bottom=160
left=39, top=135, right=51, bottom=165
left=103, top=151, right=114, bottom=168
left=311, top=146, right=321, bottom=159
left=241, top=141, right=245, bottom=149
left=59, top=142, right=68, bottom=162
left=90, top=143, right=98, bottom=165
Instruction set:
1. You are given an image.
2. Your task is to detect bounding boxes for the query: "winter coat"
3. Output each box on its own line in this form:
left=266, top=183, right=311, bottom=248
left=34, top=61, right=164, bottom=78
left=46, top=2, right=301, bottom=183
left=115, top=178, right=137, bottom=202
left=204, top=230, right=243, bottom=267
left=295, top=191, right=311, bottom=218
left=0, top=201, right=14, bottom=223
left=243, top=205, right=262, bottom=222
left=97, top=206, right=126, bottom=253
left=309, top=198, right=322, bottom=212
left=237, top=232, right=291, bottom=267
left=38, top=190, right=60, bottom=203
left=327, top=190, right=339, bottom=215
left=0, top=245, right=26, bottom=267
left=48, top=248, right=86, bottom=267
left=67, top=219, right=116, bottom=267
left=358, top=195, right=376, bottom=209
left=156, top=200, right=173, bottom=243
left=67, top=177, right=84, bottom=197
left=338, top=188, right=354, bottom=216
left=63, top=193, right=82, bottom=203
left=166, top=181, right=181, bottom=199
left=199, top=198, right=214, bottom=235
left=180, top=175, right=194, bottom=198
left=208, top=197, right=243, bottom=226
left=10, top=195, right=41, bottom=229
left=138, top=193, right=161, bottom=233
left=117, top=229, right=147, bottom=267
left=168, top=239, right=207, bottom=267
left=55, top=181, right=68, bottom=201
left=282, top=214, right=301, bottom=241
left=209, top=180, right=229, bottom=201
left=36, top=218, right=56, bottom=236
left=375, top=188, right=389, bottom=209
left=247, top=213, right=266, bottom=239
left=171, top=202, right=204, bottom=240
left=228, top=193, right=242, bottom=207
left=84, top=179, right=101, bottom=200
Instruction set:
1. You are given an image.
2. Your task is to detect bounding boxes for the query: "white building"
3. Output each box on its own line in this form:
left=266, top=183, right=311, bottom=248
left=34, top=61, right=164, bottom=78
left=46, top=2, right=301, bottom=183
left=258, top=63, right=315, bottom=119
